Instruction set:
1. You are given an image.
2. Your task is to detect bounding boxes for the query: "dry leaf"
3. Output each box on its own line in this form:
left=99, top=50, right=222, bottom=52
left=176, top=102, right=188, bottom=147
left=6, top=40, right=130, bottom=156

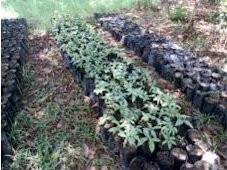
left=84, top=96, right=91, bottom=104
left=101, top=166, right=108, bottom=170
left=86, top=166, right=96, bottom=170
left=25, top=107, right=37, bottom=114
left=36, top=92, right=53, bottom=104
left=43, top=68, right=52, bottom=74
left=83, top=144, right=95, bottom=160
left=35, top=110, right=44, bottom=119
left=56, top=121, right=64, bottom=129
left=88, top=149, right=95, bottom=160
left=91, top=102, right=99, bottom=108
left=83, top=143, right=90, bottom=158
left=27, top=140, right=35, bottom=147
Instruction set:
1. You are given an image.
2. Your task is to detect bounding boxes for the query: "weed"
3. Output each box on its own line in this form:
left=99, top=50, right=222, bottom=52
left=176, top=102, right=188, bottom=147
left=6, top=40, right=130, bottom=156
left=169, top=5, right=187, bottom=22
left=44, top=103, right=60, bottom=118
left=217, top=12, right=227, bottom=33
left=186, top=37, right=207, bottom=50
left=34, top=88, right=50, bottom=100
left=92, top=158, right=104, bottom=167
left=11, top=149, right=39, bottom=170
left=140, top=0, right=161, bottom=10
left=193, top=112, right=218, bottom=128
left=22, top=65, right=34, bottom=84
left=205, top=12, right=220, bottom=23
left=214, top=130, right=227, bottom=143
left=210, top=130, right=227, bottom=152
left=73, top=121, right=100, bottom=143
left=66, top=100, right=91, bottom=114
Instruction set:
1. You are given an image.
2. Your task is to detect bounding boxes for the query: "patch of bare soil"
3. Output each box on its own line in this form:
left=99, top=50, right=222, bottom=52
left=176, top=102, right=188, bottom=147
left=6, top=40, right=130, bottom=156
left=10, top=34, right=118, bottom=169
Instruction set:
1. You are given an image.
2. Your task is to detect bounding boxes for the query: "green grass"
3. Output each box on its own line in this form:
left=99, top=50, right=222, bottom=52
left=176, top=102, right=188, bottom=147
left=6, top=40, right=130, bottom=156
left=2, top=0, right=140, bottom=32
left=8, top=100, right=115, bottom=169
left=6, top=70, right=118, bottom=169
left=22, top=64, right=34, bottom=84
left=169, top=5, right=188, bottom=22
left=193, top=112, right=218, bottom=128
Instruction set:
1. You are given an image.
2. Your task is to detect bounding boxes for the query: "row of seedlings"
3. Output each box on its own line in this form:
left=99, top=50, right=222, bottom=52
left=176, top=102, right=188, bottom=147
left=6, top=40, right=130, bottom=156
left=1, top=19, right=28, bottom=166
left=52, top=16, right=220, bottom=170
left=95, top=14, right=227, bottom=129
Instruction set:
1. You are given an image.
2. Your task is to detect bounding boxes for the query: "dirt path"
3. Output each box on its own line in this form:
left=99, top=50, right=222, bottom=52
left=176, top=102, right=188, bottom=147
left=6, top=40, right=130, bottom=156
left=9, top=34, right=118, bottom=170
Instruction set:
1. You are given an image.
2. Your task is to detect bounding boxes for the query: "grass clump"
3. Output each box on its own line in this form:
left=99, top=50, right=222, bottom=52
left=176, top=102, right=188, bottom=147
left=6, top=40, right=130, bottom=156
left=22, top=64, right=34, bottom=84
left=169, top=5, right=187, bottom=22
left=193, top=112, right=218, bottom=128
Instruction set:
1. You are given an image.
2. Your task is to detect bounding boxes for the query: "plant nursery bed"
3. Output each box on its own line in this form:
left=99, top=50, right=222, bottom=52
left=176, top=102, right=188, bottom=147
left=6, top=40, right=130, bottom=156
left=94, top=20, right=227, bottom=169
left=95, top=14, right=227, bottom=129
left=53, top=16, right=224, bottom=170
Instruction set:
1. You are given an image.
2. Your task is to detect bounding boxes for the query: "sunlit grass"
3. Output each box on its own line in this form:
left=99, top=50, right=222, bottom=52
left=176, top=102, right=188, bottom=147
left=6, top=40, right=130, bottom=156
left=2, top=0, right=139, bottom=32
left=1, top=3, right=18, bottom=19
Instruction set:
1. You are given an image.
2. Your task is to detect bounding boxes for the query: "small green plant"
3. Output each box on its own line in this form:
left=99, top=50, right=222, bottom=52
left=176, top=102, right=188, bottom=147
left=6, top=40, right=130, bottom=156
left=217, top=12, right=227, bottom=33
left=205, top=12, right=220, bottom=23
left=169, top=5, right=187, bottom=22
left=73, top=121, right=100, bottom=143
left=193, top=112, right=218, bottom=128
left=214, top=130, right=227, bottom=144
left=22, top=65, right=34, bottom=83
left=186, top=37, right=207, bottom=51
left=44, top=103, right=60, bottom=118
left=34, top=88, right=50, bottom=100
